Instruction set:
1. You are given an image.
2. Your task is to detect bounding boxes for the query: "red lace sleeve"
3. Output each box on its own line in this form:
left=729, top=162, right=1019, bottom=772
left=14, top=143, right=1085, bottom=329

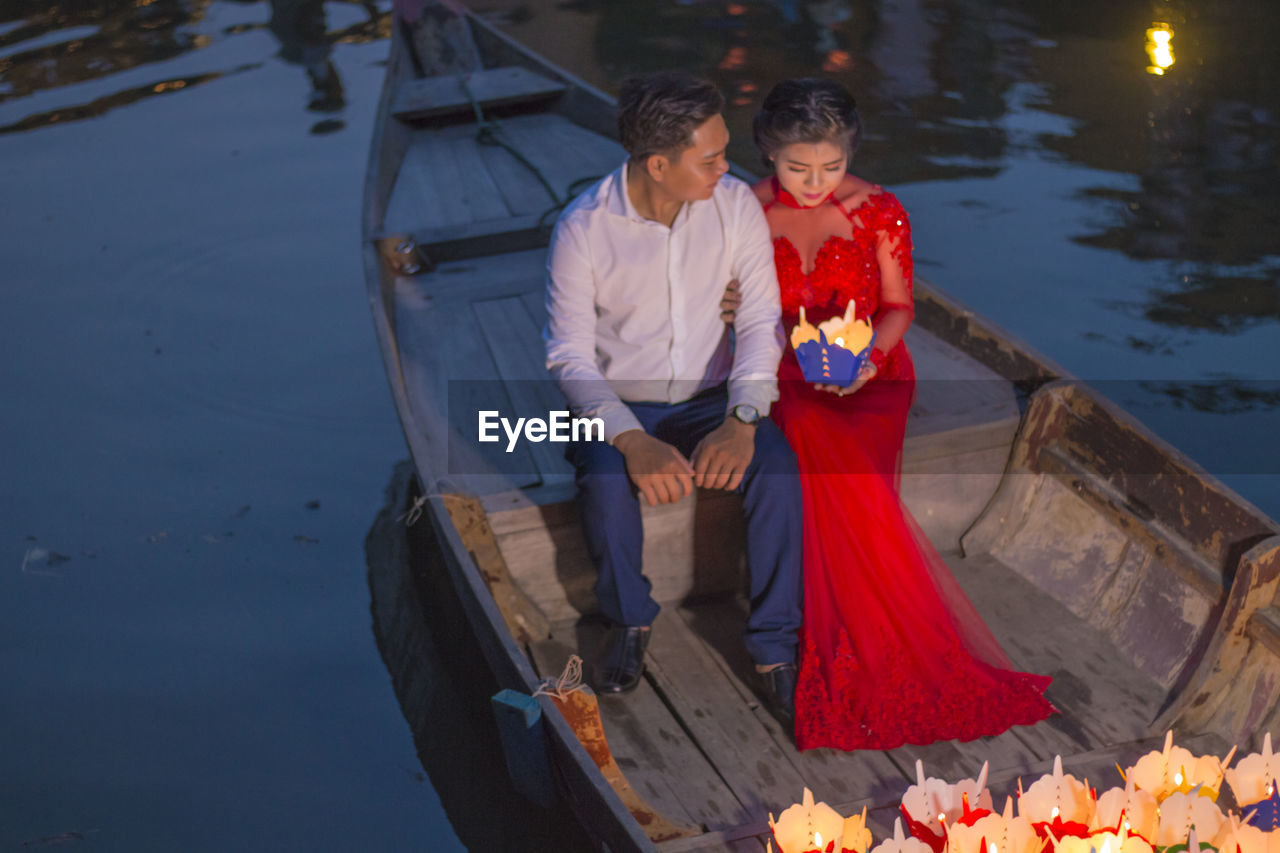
left=865, top=192, right=914, bottom=379
left=872, top=191, right=913, bottom=305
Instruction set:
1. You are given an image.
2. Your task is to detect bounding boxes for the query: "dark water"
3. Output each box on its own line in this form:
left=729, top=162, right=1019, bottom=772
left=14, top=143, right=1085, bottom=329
left=1, top=0, right=1277, bottom=849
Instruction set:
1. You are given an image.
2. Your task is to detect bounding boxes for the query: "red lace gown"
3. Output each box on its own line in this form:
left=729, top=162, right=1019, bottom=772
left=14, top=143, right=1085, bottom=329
left=758, top=176, right=1056, bottom=751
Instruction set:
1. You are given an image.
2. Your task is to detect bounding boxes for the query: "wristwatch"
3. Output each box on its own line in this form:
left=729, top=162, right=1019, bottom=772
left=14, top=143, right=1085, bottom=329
left=730, top=404, right=760, bottom=425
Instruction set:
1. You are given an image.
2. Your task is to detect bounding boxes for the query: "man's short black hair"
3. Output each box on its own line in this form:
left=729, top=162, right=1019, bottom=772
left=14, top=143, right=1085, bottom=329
left=617, top=71, right=725, bottom=164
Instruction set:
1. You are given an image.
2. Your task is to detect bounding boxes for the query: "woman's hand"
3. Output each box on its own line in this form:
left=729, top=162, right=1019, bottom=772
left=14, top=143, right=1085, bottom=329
left=719, top=278, right=741, bottom=324
left=815, top=361, right=878, bottom=397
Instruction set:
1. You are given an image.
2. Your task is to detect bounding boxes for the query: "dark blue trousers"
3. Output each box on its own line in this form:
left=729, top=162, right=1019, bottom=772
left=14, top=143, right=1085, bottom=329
left=566, top=386, right=803, bottom=666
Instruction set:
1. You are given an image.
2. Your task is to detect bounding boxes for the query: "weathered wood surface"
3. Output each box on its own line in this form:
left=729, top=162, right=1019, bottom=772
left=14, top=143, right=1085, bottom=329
left=963, top=381, right=1280, bottom=701
left=392, top=65, right=565, bottom=120
left=1157, top=536, right=1280, bottom=748
left=529, top=621, right=755, bottom=832
left=384, top=112, right=625, bottom=239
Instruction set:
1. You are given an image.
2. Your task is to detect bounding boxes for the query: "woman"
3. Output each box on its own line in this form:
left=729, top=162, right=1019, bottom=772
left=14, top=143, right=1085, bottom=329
left=733, top=78, right=1055, bottom=750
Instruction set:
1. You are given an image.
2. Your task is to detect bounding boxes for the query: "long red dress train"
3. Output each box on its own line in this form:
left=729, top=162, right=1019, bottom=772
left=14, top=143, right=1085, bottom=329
left=757, top=176, right=1056, bottom=751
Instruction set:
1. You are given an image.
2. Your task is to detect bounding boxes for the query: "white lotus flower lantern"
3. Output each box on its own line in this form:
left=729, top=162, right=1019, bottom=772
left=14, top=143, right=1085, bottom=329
left=1046, top=822, right=1154, bottom=853
left=946, top=797, right=1040, bottom=853
left=1153, top=790, right=1227, bottom=847
left=1127, top=732, right=1212, bottom=801
left=770, top=788, right=846, bottom=853
left=903, top=760, right=994, bottom=830
left=1226, top=734, right=1280, bottom=809
left=871, top=818, right=936, bottom=853
left=1093, top=778, right=1158, bottom=841
left=1212, top=813, right=1273, bottom=853
left=1019, top=756, right=1094, bottom=826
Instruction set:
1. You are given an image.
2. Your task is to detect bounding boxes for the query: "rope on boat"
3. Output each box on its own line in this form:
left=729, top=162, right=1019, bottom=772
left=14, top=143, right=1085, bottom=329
left=458, top=74, right=603, bottom=227
left=532, top=654, right=588, bottom=700
left=398, top=494, right=427, bottom=526
left=461, top=74, right=563, bottom=207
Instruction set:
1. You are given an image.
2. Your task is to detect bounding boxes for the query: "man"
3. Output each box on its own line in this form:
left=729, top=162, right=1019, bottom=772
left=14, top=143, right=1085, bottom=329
left=544, top=72, right=802, bottom=722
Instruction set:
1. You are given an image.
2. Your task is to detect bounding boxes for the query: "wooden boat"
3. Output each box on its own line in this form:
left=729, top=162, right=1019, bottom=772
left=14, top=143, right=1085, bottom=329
left=361, top=2, right=1280, bottom=850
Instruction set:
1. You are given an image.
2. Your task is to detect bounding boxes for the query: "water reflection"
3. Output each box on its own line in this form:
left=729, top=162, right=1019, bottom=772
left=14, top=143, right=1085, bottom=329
left=366, top=463, right=595, bottom=852
left=0, top=0, right=390, bottom=135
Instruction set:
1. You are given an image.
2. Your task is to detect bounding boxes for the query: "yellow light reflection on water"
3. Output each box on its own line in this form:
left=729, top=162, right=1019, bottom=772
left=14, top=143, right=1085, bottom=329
left=1146, top=24, right=1175, bottom=75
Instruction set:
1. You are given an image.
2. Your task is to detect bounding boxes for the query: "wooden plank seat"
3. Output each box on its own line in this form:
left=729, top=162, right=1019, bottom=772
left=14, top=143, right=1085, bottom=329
left=381, top=112, right=626, bottom=250
left=392, top=65, right=566, bottom=121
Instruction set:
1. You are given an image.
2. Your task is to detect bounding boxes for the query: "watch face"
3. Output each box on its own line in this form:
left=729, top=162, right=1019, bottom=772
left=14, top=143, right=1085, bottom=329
left=734, top=405, right=759, bottom=424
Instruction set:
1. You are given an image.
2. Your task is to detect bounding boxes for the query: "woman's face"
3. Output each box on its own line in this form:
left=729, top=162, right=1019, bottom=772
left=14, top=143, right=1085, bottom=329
left=773, top=139, right=847, bottom=207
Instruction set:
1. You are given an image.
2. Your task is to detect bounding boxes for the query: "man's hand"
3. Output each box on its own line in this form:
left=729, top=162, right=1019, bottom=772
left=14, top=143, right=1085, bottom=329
left=719, top=278, right=742, bottom=324
left=691, top=418, right=756, bottom=491
left=613, top=430, right=695, bottom=506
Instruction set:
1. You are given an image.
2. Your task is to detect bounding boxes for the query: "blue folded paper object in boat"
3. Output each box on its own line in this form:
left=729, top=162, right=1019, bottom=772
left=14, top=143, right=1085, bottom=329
left=789, top=301, right=875, bottom=387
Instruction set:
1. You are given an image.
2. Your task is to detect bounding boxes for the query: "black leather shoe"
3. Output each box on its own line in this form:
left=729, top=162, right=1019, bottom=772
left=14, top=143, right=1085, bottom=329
left=593, top=625, right=651, bottom=694
left=757, top=662, right=797, bottom=727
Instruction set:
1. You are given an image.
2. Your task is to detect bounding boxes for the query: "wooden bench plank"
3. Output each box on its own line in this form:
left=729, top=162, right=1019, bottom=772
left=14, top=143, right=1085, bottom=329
left=676, top=600, right=909, bottom=807
left=447, top=134, right=514, bottom=221
left=472, top=295, right=576, bottom=482
left=394, top=272, right=542, bottom=494
left=645, top=609, right=819, bottom=817
left=529, top=621, right=752, bottom=831
left=945, top=551, right=1167, bottom=750
left=392, top=65, right=566, bottom=120
left=400, top=132, right=475, bottom=228
left=489, top=113, right=613, bottom=207
left=478, top=127, right=561, bottom=217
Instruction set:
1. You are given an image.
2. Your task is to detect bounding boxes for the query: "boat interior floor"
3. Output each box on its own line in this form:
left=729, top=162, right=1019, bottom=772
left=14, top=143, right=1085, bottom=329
left=527, top=554, right=1229, bottom=853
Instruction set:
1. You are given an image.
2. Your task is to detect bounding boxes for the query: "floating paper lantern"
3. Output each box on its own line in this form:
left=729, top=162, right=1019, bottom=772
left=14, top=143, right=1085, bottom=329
left=1019, top=756, right=1094, bottom=827
left=1046, top=823, right=1154, bottom=853
left=1153, top=790, right=1227, bottom=846
left=1240, top=787, right=1280, bottom=832
left=1227, top=735, right=1280, bottom=810
left=769, top=788, right=850, bottom=853
left=873, top=818, right=936, bottom=853
left=790, top=302, right=875, bottom=387
left=1126, top=732, right=1220, bottom=801
left=1093, top=779, right=1158, bottom=841
left=1164, top=827, right=1221, bottom=853
left=1211, top=813, right=1275, bottom=853
left=902, top=761, right=994, bottom=852
left=947, top=797, right=1040, bottom=853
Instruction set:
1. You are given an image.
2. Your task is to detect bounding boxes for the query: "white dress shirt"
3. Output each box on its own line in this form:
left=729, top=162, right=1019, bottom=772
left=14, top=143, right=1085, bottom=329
left=544, top=163, right=784, bottom=443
